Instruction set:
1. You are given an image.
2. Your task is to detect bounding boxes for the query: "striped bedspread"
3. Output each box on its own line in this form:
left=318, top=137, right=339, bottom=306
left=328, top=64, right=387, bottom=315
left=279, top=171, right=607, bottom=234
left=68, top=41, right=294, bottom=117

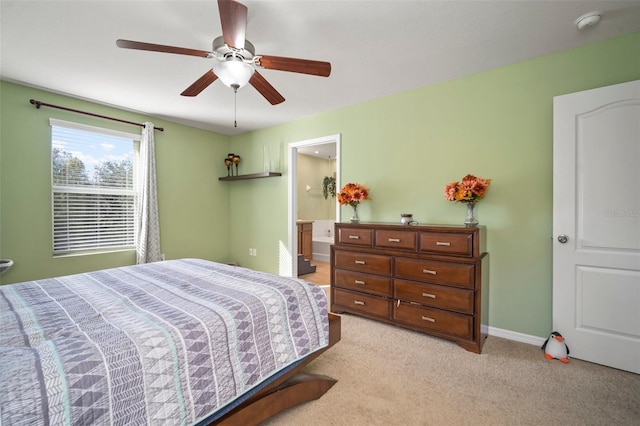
left=0, top=259, right=329, bottom=425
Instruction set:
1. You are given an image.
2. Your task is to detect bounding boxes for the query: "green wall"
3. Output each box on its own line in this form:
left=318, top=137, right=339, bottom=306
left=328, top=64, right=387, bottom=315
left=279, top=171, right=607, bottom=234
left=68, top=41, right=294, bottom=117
left=228, top=33, right=640, bottom=338
left=0, top=81, right=232, bottom=284
left=1, top=33, right=638, bottom=339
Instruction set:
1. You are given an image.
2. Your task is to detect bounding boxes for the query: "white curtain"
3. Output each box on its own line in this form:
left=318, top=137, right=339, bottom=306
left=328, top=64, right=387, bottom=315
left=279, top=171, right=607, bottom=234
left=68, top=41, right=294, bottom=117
left=136, top=122, right=162, bottom=264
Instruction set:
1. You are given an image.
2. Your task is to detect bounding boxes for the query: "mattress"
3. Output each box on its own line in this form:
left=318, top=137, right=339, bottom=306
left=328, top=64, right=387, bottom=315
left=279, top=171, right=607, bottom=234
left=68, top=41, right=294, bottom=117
left=0, top=258, right=329, bottom=425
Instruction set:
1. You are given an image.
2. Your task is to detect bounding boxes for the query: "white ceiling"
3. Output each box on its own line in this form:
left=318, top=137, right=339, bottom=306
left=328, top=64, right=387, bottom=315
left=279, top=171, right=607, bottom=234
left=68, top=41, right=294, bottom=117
left=2, top=1, right=639, bottom=136
left=297, top=142, right=337, bottom=159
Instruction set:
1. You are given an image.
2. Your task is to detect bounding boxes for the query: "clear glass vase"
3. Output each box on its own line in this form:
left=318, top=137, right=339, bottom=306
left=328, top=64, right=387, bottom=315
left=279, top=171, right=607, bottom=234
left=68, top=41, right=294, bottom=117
left=464, top=202, right=479, bottom=226
left=350, top=204, right=360, bottom=223
left=263, top=145, right=270, bottom=173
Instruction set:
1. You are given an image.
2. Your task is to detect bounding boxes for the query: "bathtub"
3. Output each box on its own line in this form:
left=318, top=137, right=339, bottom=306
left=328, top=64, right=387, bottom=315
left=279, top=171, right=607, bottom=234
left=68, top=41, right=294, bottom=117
left=312, top=220, right=335, bottom=263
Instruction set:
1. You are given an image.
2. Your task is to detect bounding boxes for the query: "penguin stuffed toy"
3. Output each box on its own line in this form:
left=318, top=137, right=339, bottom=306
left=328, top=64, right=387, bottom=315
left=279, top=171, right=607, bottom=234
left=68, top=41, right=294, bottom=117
left=541, top=331, right=570, bottom=363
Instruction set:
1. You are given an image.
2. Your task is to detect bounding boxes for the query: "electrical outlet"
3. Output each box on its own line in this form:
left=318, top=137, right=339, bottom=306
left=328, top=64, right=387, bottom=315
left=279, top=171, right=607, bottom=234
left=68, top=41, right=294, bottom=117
left=249, top=248, right=253, bottom=256
left=253, top=248, right=257, bottom=256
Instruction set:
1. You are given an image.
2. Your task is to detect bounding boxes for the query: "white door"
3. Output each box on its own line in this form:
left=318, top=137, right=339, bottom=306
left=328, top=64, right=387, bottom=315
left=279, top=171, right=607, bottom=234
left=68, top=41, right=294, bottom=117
left=553, top=80, right=640, bottom=374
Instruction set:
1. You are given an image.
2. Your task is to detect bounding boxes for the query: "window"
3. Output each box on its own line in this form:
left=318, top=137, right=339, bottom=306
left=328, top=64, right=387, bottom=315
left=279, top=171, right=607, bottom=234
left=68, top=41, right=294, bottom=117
left=50, top=119, right=140, bottom=254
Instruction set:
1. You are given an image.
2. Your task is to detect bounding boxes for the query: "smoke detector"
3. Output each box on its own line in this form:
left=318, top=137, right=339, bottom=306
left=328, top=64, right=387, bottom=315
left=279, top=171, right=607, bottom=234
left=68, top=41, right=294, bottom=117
left=575, top=11, right=601, bottom=30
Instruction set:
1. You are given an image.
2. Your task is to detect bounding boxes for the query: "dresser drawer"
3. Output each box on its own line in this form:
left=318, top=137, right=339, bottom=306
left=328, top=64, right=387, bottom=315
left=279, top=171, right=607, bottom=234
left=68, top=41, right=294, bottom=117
left=394, top=279, right=474, bottom=314
left=394, top=257, right=474, bottom=289
left=334, top=269, right=392, bottom=296
left=419, top=232, right=473, bottom=257
left=374, top=229, right=417, bottom=251
left=337, top=227, right=373, bottom=247
left=334, top=250, right=392, bottom=275
left=333, top=288, right=391, bottom=318
left=393, top=301, right=473, bottom=339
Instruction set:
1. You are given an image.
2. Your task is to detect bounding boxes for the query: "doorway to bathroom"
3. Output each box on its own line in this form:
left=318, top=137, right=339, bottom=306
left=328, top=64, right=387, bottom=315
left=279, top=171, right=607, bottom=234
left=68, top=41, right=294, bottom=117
left=287, top=134, right=341, bottom=283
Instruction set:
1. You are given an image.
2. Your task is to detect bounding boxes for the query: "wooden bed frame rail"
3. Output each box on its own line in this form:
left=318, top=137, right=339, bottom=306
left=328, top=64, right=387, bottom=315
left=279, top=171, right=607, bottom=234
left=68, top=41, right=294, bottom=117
left=212, top=313, right=341, bottom=425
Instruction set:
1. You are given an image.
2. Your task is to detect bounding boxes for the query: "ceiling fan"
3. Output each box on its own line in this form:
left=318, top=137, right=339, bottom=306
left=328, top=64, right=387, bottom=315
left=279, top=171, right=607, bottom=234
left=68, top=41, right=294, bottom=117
left=116, top=0, right=331, bottom=107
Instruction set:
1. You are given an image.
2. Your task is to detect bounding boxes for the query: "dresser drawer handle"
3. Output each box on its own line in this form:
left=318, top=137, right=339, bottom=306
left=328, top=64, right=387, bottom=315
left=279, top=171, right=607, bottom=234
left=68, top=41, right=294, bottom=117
left=348, top=235, right=360, bottom=240
left=436, top=241, right=451, bottom=246
left=354, top=300, right=365, bottom=306
left=388, top=238, right=401, bottom=243
left=422, top=293, right=436, bottom=299
left=421, top=316, right=436, bottom=323
left=355, top=260, right=366, bottom=265
left=354, top=280, right=366, bottom=285
left=422, top=269, right=437, bottom=275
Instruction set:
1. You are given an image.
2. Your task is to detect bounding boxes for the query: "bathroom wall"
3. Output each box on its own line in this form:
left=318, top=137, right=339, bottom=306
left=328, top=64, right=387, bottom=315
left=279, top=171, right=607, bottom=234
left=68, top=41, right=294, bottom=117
left=296, top=153, right=336, bottom=220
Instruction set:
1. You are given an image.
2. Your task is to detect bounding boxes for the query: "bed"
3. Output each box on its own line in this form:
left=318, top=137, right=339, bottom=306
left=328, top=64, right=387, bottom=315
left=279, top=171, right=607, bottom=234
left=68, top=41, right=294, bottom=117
left=0, top=258, right=341, bottom=425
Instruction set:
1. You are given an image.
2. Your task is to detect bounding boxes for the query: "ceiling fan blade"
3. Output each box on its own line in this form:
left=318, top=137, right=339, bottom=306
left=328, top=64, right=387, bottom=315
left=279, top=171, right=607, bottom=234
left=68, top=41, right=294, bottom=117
left=256, top=55, right=331, bottom=77
left=218, top=0, right=247, bottom=49
left=249, top=71, right=285, bottom=105
left=116, top=39, right=212, bottom=58
left=181, top=70, right=219, bottom=97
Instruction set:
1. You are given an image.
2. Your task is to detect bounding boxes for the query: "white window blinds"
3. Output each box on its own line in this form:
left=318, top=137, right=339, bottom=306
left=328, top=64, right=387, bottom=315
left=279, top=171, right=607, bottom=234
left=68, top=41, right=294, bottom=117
left=50, top=119, right=139, bottom=254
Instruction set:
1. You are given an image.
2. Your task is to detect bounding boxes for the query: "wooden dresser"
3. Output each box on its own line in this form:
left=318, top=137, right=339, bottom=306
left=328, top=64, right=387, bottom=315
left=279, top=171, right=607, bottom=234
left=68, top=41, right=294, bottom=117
left=330, top=222, right=489, bottom=353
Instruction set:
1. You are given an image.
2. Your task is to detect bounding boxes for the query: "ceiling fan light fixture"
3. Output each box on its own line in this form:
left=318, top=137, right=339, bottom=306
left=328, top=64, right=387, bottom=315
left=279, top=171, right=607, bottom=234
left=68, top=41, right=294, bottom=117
left=213, top=58, right=254, bottom=89
left=116, top=2, right=328, bottom=107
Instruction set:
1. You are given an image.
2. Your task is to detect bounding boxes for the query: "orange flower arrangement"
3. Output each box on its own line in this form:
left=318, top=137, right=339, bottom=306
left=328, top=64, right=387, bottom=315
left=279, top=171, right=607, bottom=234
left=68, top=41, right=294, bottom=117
left=444, top=174, right=491, bottom=205
left=338, top=182, right=370, bottom=207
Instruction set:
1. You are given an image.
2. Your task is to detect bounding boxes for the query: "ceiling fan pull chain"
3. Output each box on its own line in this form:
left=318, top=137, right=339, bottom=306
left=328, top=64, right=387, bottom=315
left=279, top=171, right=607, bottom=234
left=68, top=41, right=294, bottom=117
left=233, top=84, right=239, bottom=128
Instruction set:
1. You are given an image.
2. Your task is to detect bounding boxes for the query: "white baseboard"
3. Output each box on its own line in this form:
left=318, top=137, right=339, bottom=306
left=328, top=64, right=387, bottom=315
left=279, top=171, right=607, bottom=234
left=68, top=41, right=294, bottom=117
left=487, top=326, right=546, bottom=347
left=312, top=253, right=330, bottom=263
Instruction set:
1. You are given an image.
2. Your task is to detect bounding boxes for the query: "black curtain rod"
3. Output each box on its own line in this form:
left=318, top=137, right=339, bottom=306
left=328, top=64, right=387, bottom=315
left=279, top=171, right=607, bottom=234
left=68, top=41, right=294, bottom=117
left=29, top=99, right=165, bottom=132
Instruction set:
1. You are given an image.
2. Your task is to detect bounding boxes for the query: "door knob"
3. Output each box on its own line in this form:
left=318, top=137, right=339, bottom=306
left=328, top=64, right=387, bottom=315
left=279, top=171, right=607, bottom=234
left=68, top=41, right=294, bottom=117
left=557, top=234, right=569, bottom=243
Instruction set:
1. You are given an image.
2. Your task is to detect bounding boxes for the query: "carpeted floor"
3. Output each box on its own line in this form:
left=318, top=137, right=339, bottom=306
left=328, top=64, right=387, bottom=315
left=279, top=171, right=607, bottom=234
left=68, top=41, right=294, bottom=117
left=264, top=313, right=640, bottom=425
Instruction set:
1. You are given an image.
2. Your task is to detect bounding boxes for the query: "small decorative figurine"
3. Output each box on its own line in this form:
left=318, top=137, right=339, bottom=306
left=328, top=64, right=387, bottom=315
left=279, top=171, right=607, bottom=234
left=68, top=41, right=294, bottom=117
left=541, top=331, right=570, bottom=363
left=400, top=213, right=417, bottom=225
left=224, top=157, right=233, bottom=176
left=227, top=153, right=235, bottom=175
left=232, top=154, right=241, bottom=175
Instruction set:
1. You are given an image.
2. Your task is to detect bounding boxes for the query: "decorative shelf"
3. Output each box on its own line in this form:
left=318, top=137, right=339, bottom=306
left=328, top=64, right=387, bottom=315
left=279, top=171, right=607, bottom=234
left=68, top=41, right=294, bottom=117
left=218, top=172, right=282, bottom=181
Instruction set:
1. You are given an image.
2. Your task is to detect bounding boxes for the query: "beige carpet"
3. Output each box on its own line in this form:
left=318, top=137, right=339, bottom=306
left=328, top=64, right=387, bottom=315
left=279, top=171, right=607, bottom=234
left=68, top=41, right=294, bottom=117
left=264, top=314, right=640, bottom=426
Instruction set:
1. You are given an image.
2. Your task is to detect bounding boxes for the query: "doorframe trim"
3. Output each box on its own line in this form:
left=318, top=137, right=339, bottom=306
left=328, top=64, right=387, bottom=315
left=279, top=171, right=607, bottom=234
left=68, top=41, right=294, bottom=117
left=287, top=134, right=341, bottom=277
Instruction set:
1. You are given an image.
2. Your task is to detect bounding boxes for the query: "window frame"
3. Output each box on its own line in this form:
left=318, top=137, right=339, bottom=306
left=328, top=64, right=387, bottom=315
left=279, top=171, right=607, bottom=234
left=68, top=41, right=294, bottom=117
left=50, top=118, right=141, bottom=255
